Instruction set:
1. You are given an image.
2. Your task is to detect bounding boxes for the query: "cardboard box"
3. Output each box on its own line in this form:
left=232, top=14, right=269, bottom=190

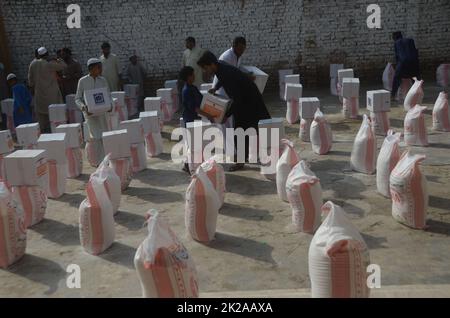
left=119, top=118, right=145, bottom=144
left=284, top=83, right=303, bottom=100
left=341, top=78, right=360, bottom=98
left=37, top=133, right=68, bottom=164
left=240, top=66, right=269, bottom=94
left=200, top=90, right=208, bottom=97
left=300, top=98, right=320, bottom=119
left=285, top=74, right=300, bottom=85
left=84, top=87, right=112, bottom=115
left=16, top=123, right=40, bottom=148
left=367, top=90, right=391, bottom=112
left=49, top=104, right=68, bottom=122
left=330, top=64, right=344, bottom=78
left=338, top=69, right=354, bottom=86
left=65, top=94, right=77, bottom=110
left=164, top=80, right=178, bottom=90
left=124, top=84, right=139, bottom=98
left=4, top=150, right=48, bottom=186
left=144, top=97, right=161, bottom=112
left=157, top=88, right=174, bottom=103
left=278, top=69, right=294, bottom=85
left=200, top=93, right=231, bottom=124
left=200, top=83, right=214, bottom=91
left=111, top=91, right=126, bottom=107
left=102, top=130, right=131, bottom=159
left=55, top=123, right=83, bottom=148
left=1, top=99, right=13, bottom=116
left=0, top=130, right=14, bottom=154
left=258, top=118, right=285, bottom=148
left=139, top=111, right=160, bottom=134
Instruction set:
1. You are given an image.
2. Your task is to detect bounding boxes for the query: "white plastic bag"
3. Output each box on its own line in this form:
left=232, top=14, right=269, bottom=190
left=145, top=132, right=164, bottom=157
left=376, top=130, right=401, bottom=198
left=12, top=185, right=47, bottom=228
left=200, top=158, right=226, bottom=208
left=66, top=147, right=83, bottom=178
left=79, top=175, right=115, bottom=255
left=432, top=92, right=450, bottom=131
left=404, top=79, right=424, bottom=111
left=0, top=182, right=26, bottom=269
left=390, top=151, right=428, bottom=229
left=342, top=97, right=359, bottom=119
left=370, top=111, right=390, bottom=136
left=134, top=211, right=199, bottom=298
left=309, top=201, right=370, bottom=298
left=92, top=155, right=121, bottom=214
left=110, top=157, right=133, bottom=191
left=276, top=139, right=300, bottom=202
left=310, top=109, right=333, bottom=155
left=46, top=160, right=67, bottom=199
left=286, top=161, right=322, bottom=234
left=185, top=167, right=221, bottom=243
left=130, top=143, right=147, bottom=173
left=299, top=118, right=313, bottom=142
left=350, top=114, right=377, bottom=174
left=404, top=105, right=428, bottom=146
left=382, top=63, right=395, bottom=91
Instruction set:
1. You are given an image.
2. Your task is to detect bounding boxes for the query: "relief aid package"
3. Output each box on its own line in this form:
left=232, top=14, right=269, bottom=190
left=84, top=87, right=112, bottom=115
left=134, top=211, right=199, bottom=298
left=124, top=84, right=140, bottom=117
left=240, top=66, right=269, bottom=94
left=350, top=115, right=377, bottom=175
left=404, top=105, right=428, bottom=146
left=91, top=155, right=121, bottom=214
left=120, top=119, right=147, bottom=173
left=200, top=158, right=226, bottom=208
left=16, top=123, right=40, bottom=149
left=79, top=173, right=115, bottom=255
left=286, top=161, right=322, bottom=234
left=404, top=79, right=424, bottom=111
left=310, top=109, right=332, bottom=155
left=157, top=88, right=174, bottom=122
left=48, top=104, right=68, bottom=132
left=432, top=92, right=450, bottom=131
left=309, top=201, right=370, bottom=298
left=299, top=98, right=319, bottom=142
left=278, top=69, right=294, bottom=100
left=390, top=151, right=428, bottom=230
left=370, top=111, right=390, bottom=136
left=0, top=182, right=26, bottom=269
left=140, top=111, right=163, bottom=157
left=164, top=80, right=179, bottom=113
left=382, top=63, right=395, bottom=91
left=11, top=185, right=47, bottom=228
left=0, top=130, right=15, bottom=181
left=110, top=158, right=133, bottom=191
left=185, top=167, right=221, bottom=243
left=330, top=64, right=344, bottom=96
left=341, top=78, right=360, bottom=119
left=276, top=139, right=300, bottom=202
left=66, top=94, right=83, bottom=124
left=200, top=93, right=230, bottom=124
left=111, top=91, right=128, bottom=122
left=56, top=124, right=83, bottom=178
left=285, top=84, right=302, bottom=124
left=376, top=131, right=401, bottom=198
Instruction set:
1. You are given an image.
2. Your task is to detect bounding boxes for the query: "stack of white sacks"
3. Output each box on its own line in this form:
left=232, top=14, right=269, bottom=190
left=350, top=115, right=377, bottom=175
left=144, top=97, right=163, bottom=130
left=330, top=64, right=344, bottom=96
left=0, top=130, right=14, bottom=180
left=16, top=123, right=40, bottom=149
left=37, top=133, right=68, bottom=199
left=102, top=129, right=132, bottom=190
left=310, top=109, right=333, bottom=155
left=5, top=149, right=48, bottom=228
left=119, top=119, right=147, bottom=173
left=403, top=79, right=427, bottom=146
left=66, top=94, right=83, bottom=123
left=278, top=69, right=293, bottom=100
left=164, top=80, right=179, bottom=113
left=157, top=88, right=174, bottom=122
left=367, top=89, right=391, bottom=136
left=49, top=104, right=68, bottom=133
left=341, top=78, right=360, bottom=119
left=111, top=91, right=128, bottom=122
left=139, top=111, right=163, bottom=157
left=285, top=83, right=302, bottom=124
left=124, top=84, right=140, bottom=117
left=185, top=121, right=213, bottom=174
left=0, top=99, right=14, bottom=133
left=299, top=97, right=320, bottom=142
left=432, top=92, right=450, bottom=131
left=55, top=123, right=83, bottom=178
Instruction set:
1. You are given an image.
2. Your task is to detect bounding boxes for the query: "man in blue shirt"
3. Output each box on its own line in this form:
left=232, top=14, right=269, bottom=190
left=391, top=31, right=421, bottom=99
left=7, top=73, right=33, bottom=127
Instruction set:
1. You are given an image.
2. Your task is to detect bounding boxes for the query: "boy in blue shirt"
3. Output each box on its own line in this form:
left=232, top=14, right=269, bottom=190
left=7, top=73, right=33, bottom=127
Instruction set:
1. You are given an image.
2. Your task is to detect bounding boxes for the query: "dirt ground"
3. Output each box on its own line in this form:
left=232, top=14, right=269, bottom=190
left=1, top=83, right=449, bottom=297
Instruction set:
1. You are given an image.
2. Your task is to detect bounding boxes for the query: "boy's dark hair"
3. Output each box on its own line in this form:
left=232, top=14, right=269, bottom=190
left=197, top=51, right=218, bottom=67
left=62, top=47, right=72, bottom=55
left=185, top=37, right=196, bottom=45
left=392, top=31, right=403, bottom=41
left=101, top=42, right=111, bottom=49
left=179, top=66, right=194, bottom=82
left=233, top=36, right=246, bottom=47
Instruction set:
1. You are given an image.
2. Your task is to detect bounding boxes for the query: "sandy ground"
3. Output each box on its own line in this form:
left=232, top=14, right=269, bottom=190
left=0, top=83, right=449, bottom=297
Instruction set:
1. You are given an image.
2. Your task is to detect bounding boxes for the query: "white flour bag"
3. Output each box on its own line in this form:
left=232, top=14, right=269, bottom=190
left=342, top=97, right=359, bottom=119
left=310, top=109, right=333, bottom=155
left=376, top=130, right=401, bottom=198
left=46, top=160, right=67, bottom=199
left=432, top=92, right=450, bottom=131
left=85, top=140, right=104, bottom=168
left=110, top=157, right=133, bottom=191
left=286, top=161, right=322, bottom=234
left=185, top=167, right=221, bottom=243
left=299, top=118, right=313, bottom=142
left=404, top=79, right=424, bottom=111
left=370, top=111, right=390, bottom=136
left=12, top=186, right=47, bottom=228
left=382, top=63, right=395, bottom=91
left=309, top=201, right=370, bottom=298
left=145, top=132, right=163, bottom=157
left=66, top=148, right=83, bottom=178
left=0, top=182, right=26, bottom=269
left=79, top=175, right=115, bottom=255
left=286, top=99, right=300, bottom=124
left=134, top=211, right=199, bottom=298
left=350, top=115, right=377, bottom=174
left=130, top=143, right=147, bottom=173
left=276, top=139, right=300, bottom=202
left=404, top=105, right=428, bottom=146
left=200, top=158, right=226, bottom=208
left=92, top=155, right=121, bottom=214
left=390, top=151, right=428, bottom=230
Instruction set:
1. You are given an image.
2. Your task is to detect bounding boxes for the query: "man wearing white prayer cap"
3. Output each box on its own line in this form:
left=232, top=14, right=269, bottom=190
left=27, top=45, right=67, bottom=132
left=75, top=58, right=111, bottom=167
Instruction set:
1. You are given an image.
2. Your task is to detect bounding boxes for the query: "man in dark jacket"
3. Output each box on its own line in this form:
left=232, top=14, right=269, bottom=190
left=391, top=31, right=421, bottom=98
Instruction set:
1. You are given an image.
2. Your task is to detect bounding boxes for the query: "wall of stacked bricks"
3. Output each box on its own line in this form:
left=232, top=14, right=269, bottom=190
left=1, top=0, right=449, bottom=95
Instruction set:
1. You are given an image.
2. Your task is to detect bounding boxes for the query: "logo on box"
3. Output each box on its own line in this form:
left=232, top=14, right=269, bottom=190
left=94, top=93, right=105, bottom=105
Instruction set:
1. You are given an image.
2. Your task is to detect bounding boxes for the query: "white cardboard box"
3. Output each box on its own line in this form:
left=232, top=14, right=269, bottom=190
left=144, top=97, right=162, bottom=113
left=65, top=94, right=77, bottom=110
left=367, top=90, right=391, bottom=112
left=330, top=64, right=344, bottom=78
left=200, top=93, right=231, bottom=124
left=5, top=149, right=48, bottom=186
left=338, top=69, right=354, bottom=86
left=200, top=83, right=214, bottom=91
left=341, top=78, right=360, bottom=98
left=285, top=74, right=300, bottom=85
left=258, top=118, right=285, bottom=148
left=240, top=66, right=269, bottom=94
left=300, top=98, right=320, bottom=119
left=1, top=99, right=13, bottom=116
left=55, top=123, right=83, bottom=148
left=102, top=129, right=131, bottom=159
left=164, top=80, right=178, bottom=90
left=0, top=130, right=14, bottom=154
left=279, top=69, right=294, bottom=85
left=157, top=88, right=174, bottom=103
left=111, top=91, right=126, bottom=107
left=119, top=118, right=145, bottom=144
left=37, top=133, right=68, bottom=164
left=124, top=84, right=140, bottom=98
left=285, top=83, right=303, bottom=100
left=84, top=87, right=112, bottom=115
left=49, top=104, right=68, bottom=122
left=139, top=111, right=160, bottom=134
left=16, top=123, right=40, bottom=148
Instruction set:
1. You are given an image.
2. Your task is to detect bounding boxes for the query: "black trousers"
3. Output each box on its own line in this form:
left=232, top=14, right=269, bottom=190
left=392, top=60, right=421, bottom=97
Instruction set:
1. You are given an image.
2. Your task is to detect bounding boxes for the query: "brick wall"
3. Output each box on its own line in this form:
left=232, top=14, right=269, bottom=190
left=1, top=0, right=449, bottom=94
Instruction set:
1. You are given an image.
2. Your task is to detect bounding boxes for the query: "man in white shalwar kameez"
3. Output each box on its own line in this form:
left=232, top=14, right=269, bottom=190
left=100, top=42, right=121, bottom=92
left=123, top=55, right=147, bottom=111
left=75, top=58, right=111, bottom=167
left=182, top=37, right=205, bottom=88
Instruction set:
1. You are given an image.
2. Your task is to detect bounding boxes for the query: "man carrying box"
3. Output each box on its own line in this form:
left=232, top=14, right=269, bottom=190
left=75, top=58, right=112, bottom=167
